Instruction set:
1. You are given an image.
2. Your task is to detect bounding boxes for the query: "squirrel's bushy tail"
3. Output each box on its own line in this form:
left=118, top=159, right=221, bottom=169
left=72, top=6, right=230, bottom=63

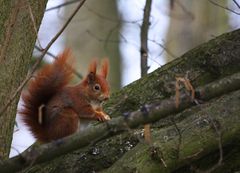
left=20, top=49, right=73, bottom=142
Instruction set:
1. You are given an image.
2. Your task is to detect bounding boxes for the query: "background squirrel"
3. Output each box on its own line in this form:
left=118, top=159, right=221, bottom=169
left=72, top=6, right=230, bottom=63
left=20, top=49, right=110, bottom=143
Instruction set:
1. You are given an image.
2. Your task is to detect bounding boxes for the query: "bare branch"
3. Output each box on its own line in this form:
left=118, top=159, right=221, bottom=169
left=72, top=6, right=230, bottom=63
left=140, top=0, right=152, bottom=77
left=34, top=45, right=83, bottom=79
left=84, top=4, right=142, bottom=24
left=26, top=0, right=43, bottom=49
left=233, top=0, right=240, bottom=9
left=148, top=39, right=177, bottom=60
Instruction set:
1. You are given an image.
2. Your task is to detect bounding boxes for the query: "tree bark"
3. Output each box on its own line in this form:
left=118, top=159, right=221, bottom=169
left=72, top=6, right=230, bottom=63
left=15, top=29, right=240, bottom=173
left=0, top=0, right=48, bottom=159
left=105, top=88, right=240, bottom=173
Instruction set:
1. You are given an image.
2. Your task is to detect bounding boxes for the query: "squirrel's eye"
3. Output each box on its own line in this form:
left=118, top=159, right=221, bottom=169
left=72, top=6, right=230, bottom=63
left=94, top=84, right=101, bottom=91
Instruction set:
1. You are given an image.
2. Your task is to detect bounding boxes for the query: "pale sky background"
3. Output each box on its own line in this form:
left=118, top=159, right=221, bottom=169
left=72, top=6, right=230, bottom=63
left=10, top=0, right=240, bottom=157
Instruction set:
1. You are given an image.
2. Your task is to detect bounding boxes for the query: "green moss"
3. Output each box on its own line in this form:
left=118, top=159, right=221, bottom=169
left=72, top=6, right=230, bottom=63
left=103, top=89, right=240, bottom=173
left=22, top=133, right=140, bottom=173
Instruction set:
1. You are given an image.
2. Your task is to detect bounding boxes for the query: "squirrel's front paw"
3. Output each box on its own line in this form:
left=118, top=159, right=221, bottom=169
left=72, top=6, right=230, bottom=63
left=95, top=111, right=111, bottom=121
left=104, top=114, right=111, bottom=121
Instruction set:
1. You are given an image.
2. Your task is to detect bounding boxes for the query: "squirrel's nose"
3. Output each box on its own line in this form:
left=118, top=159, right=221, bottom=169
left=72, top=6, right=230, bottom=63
left=100, top=94, right=109, bottom=101
left=103, top=96, right=109, bottom=101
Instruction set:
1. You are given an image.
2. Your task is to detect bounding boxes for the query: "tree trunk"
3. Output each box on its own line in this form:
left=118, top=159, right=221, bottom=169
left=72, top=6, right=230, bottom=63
left=17, top=29, right=240, bottom=173
left=0, top=0, right=47, bottom=159
left=165, top=0, right=228, bottom=62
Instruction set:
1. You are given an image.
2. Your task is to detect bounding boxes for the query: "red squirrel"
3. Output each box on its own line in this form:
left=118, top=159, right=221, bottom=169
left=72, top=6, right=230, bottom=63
left=20, top=49, right=110, bottom=143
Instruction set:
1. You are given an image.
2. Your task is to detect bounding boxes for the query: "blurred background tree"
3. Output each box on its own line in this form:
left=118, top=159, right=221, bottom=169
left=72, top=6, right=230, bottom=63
left=165, top=0, right=228, bottom=62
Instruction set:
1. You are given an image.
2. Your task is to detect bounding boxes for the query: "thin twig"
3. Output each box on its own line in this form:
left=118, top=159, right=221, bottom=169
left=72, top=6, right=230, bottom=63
left=26, top=0, right=43, bottom=49
left=86, top=30, right=121, bottom=44
left=209, top=0, right=240, bottom=15
left=84, top=4, right=142, bottom=24
left=171, top=117, right=182, bottom=159
left=193, top=117, right=223, bottom=173
left=10, top=146, right=22, bottom=156
left=205, top=118, right=223, bottom=173
left=148, top=39, right=177, bottom=60
left=86, top=29, right=140, bottom=52
left=45, top=0, right=81, bottom=12
left=34, top=45, right=83, bottom=79
left=168, top=0, right=194, bottom=20
left=233, top=0, right=240, bottom=9
left=46, top=0, right=142, bottom=24
left=103, top=23, right=121, bottom=52
left=175, top=0, right=194, bottom=20
left=0, top=0, right=87, bottom=116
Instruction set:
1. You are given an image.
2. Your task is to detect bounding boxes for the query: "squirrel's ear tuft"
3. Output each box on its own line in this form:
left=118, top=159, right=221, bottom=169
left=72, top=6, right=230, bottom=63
left=101, top=58, right=109, bottom=78
left=88, top=59, right=97, bottom=74
left=87, top=72, right=95, bottom=84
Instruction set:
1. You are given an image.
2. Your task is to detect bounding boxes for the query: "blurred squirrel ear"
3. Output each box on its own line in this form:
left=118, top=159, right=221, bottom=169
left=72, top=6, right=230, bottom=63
left=88, top=59, right=97, bottom=74
left=87, top=72, right=95, bottom=83
left=101, top=58, right=109, bottom=78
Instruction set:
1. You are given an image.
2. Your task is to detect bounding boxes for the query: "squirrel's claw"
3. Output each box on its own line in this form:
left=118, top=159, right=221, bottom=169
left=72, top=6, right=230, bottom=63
left=104, top=114, right=111, bottom=120
left=95, top=111, right=111, bottom=121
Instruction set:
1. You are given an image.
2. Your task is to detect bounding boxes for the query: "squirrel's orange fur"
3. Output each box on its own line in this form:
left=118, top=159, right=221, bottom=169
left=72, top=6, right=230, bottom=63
left=20, top=49, right=110, bottom=143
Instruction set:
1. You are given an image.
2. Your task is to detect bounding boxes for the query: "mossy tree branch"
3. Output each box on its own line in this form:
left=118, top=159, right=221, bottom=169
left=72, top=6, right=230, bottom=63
left=1, top=70, right=240, bottom=172
left=105, top=89, right=240, bottom=173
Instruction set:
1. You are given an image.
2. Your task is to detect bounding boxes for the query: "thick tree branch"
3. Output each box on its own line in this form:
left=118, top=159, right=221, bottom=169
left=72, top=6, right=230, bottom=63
left=1, top=70, right=240, bottom=173
left=105, top=89, right=240, bottom=173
